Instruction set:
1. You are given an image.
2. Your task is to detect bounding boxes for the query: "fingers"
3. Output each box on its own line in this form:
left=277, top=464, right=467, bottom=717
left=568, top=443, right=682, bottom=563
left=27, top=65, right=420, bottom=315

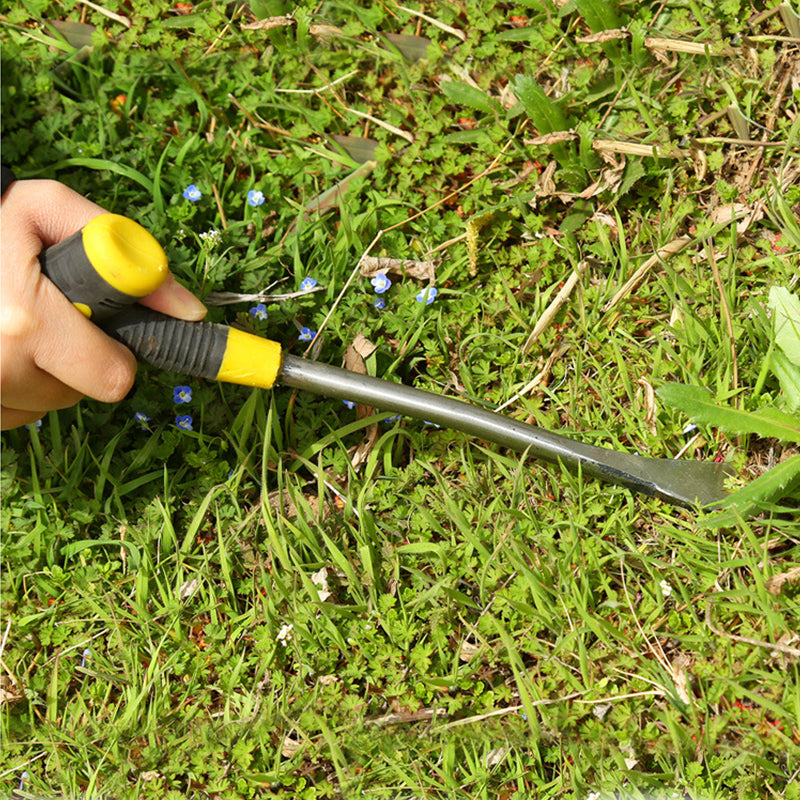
left=1, top=406, right=45, bottom=431
left=30, top=277, right=138, bottom=403
left=18, top=179, right=106, bottom=248
left=139, top=272, right=207, bottom=320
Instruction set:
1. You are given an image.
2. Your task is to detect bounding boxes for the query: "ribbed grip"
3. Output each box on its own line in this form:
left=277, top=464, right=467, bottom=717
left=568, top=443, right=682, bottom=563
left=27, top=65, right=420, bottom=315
left=100, top=307, right=228, bottom=380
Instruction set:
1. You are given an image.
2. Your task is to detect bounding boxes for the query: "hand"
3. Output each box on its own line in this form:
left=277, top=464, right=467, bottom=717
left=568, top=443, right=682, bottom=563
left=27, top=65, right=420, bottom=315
left=1, top=179, right=207, bottom=430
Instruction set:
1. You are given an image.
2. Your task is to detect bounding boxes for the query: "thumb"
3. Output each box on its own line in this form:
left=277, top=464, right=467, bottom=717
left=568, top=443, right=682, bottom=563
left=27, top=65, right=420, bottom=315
left=139, top=272, right=207, bottom=321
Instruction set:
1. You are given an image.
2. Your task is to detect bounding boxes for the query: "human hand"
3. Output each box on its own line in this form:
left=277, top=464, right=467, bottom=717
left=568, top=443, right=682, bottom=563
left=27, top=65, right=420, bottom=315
left=1, top=179, right=207, bottom=430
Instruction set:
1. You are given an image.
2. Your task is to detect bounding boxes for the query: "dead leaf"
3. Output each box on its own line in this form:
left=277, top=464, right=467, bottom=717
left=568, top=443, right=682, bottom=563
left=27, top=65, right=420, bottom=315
left=637, top=377, right=658, bottom=436
left=309, top=23, right=344, bottom=42
left=458, top=640, right=483, bottom=662
left=343, top=333, right=379, bottom=423
left=523, top=131, right=577, bottom=147
left=766, top=565, right=800, bottom=595
left=360, top=256, right=439, bottom=282
left=669, top=651, right=693, bottom=705
left=343, top=333, right=378, bottom=374
left=267, top=489, right=320, bottom=519
left=242, top=15, right=294, bottom=31
left=178, top=577, right=201, bottom=602
left=578, top=28, right=630, bottom=44
left=281, top=734, right=302, bottom=758
left=0, top=673, right=23, bottom=706
left=311, top=567, right=331, bottom=602
left=485, top=746, right=508, bottom=767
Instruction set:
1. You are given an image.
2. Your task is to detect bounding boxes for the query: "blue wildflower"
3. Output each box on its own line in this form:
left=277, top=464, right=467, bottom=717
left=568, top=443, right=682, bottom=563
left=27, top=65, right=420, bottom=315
left=300, top=277, right=318, bottom=292
left=382, top=414, right=402, bottom=425
left=247, top=189, right=265, bottom=207
left=19, top=772, right=28, bottom=793
left=27, top=419, right=43, bottom=432
left=183, top=184, right=202, bottom=202
left=173, top=385, right=192, bottom=404
left=342, top=400, right=356, bottom=410
left=374, top=297, right=386, bottom=311
left=249, top=303, right=268, bottom=320
left=370, top=272, right=392, bottom=294
left=175, top=415, right=193, bottom=432
left=80, top=648, right=90, bottom=669
left=416, top=286, right=438, bottom=305
left=134, top=412, right=151, bottom=430
left=298, top=327, right=316, bottom=342
left=424, top=420, right=441, bottom=428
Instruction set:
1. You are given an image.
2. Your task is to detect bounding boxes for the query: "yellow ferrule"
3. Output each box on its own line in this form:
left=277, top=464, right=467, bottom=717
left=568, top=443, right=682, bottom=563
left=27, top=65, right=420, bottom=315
left=217, top=327, right=283, bottom=389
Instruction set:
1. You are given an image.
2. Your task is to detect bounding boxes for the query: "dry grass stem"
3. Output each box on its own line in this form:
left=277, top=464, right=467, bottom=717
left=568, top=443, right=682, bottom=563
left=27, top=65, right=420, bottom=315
left=523, top=261, right=588, bottom=352
left=399, top=6, right=466, bottom=40
left=76, top=0, right=131, bottom=27
left=602, top=236, right=693, bottom=313
left=346, top=107, right=414, bottom=143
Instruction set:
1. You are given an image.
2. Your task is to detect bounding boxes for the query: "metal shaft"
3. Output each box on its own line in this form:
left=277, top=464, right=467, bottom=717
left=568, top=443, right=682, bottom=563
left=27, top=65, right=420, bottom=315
left=280, top=356, right=732, bottom=509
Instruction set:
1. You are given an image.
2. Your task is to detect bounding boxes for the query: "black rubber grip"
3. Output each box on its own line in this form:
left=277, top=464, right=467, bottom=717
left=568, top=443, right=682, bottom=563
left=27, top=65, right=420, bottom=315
left=100, top=306, right=228, bottom=380
left=40, top=230, right=140, bottom=321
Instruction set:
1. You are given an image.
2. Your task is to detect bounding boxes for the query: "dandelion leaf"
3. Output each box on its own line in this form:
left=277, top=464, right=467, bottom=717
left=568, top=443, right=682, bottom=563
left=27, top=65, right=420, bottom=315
left=770, top=350, right=800, bottom=411
left=769, top=286, right=800, bottom=366
left=513, top=75, right=571, bottom=134
left=657, top=383, right=800, bottom=443
left=575, top=0, right=621, bottom=31
left=440, top=80, right=501, bottom=116
left=699, top=454, right=800, bottom=528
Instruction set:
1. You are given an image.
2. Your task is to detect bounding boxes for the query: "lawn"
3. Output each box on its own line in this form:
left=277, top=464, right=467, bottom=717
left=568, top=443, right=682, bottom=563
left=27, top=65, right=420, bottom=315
left=1, top=1, right=799, bottom=798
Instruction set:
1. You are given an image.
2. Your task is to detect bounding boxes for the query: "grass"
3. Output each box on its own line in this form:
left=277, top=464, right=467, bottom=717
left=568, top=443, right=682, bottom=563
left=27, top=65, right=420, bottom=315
left=1, top=1, right=799, bottom=798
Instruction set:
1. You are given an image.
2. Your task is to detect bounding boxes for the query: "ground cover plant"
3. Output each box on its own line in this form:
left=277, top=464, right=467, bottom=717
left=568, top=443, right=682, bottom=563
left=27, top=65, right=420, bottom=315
left=1, top=0, right=799, bottom=797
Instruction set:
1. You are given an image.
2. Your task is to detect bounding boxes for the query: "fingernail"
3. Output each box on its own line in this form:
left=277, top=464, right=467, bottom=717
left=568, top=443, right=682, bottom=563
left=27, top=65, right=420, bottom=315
left=165, top=275, right=207, bottom=321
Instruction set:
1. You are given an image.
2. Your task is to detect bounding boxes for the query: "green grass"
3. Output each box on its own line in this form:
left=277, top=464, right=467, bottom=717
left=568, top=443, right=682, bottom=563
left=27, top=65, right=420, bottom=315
left=2, top=1, right=800, bottom=798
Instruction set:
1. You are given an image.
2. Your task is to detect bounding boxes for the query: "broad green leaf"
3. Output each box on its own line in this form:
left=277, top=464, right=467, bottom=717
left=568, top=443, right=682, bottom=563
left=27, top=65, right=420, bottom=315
left=382, top=33, right=432, bottom=62
left=440, top=79, right=501, bottom=116
left=699, top=454, right=800, bottom=528
left=769, top=350, right=800, bottom=411
left=657, top=383, right=800, bottom=442
left=769, top=286, right=800, bottom=366
left=513, top=74, right=571, bottom=133
left=575, top=0, right=620, bottom=31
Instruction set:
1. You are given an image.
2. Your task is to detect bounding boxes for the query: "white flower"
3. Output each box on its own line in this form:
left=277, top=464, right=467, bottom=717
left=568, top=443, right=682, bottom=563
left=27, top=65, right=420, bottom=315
left=660, top=579, right=673, bottom=597
left=586, top=793, right=602, bottom=800
left=277, top=623, right=294, bottom=646
left=199, top=228, right=221, bottom=247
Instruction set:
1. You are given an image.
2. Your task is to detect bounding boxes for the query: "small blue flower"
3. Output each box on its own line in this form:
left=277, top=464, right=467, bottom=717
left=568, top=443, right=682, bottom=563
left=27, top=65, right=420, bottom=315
left=80, top=648, right=90, bottom=669
left=173, top=385, right=192, bottom=404
left=300, top=277, right=318, bottom=292
left=374, top=297, right=386, bottom=311
left=19, top=772, right=28, bottom=792
left=342, top=400, right=356, bottom=410
left=183, top=184, right=202, bottom=202
left=370, top=272, right=392, bottom=294
left=382, top=414, right=402, bottom=425
left=27, top=419, right=43, bottom=432
left=423, top=420, right=441, bottom=428
left=249, top=303, right=268, bottom=320
left=416, top=286, right=438, bottom=305
left=247, top=189, right=265, bottom=207
left=175, top=415, right=193, bottom=432
left=134, top=412, right=151, bottom=430
left=298, top=327, right=316, bottom=342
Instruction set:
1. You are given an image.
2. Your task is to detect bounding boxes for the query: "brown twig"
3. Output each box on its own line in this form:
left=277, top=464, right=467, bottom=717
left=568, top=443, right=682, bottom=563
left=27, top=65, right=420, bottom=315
left=705, top=601, right=800, bottom=658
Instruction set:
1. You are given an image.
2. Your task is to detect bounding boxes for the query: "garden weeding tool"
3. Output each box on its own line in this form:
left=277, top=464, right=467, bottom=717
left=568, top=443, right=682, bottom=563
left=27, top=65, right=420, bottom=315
left=40, top=213, right=733, bottom=509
